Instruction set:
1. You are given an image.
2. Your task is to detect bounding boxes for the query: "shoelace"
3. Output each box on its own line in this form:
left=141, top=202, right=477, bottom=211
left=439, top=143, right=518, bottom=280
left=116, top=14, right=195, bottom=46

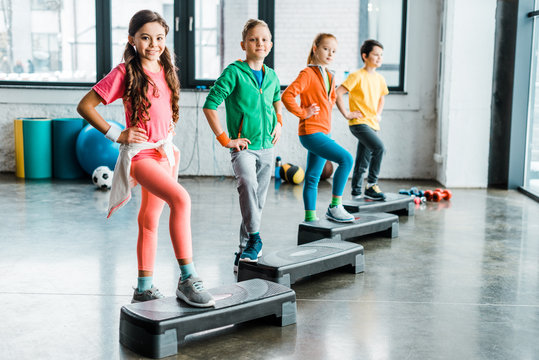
left=244, top=240, right=258, bottom=252
left=193, top=281, right=205, bottom=292
left=149, top=288, right=163, bottom=297
left=372, top=185, right=381, bottom=193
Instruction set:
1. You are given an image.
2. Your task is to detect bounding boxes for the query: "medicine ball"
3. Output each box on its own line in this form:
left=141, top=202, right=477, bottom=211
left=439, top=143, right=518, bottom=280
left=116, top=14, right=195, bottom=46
left=279, top=163, right=305, bottom=184
left=320, top=160, right=334, bottom=180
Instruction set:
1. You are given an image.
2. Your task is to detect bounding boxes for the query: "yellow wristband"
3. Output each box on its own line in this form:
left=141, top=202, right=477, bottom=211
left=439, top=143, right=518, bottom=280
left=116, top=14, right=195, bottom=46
left=216, top=132, right=231, bottom=147
left=276, top=113, right=283, bottom=126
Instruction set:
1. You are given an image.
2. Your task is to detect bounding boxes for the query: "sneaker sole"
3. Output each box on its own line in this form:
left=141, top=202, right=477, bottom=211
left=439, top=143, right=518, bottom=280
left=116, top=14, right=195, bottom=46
left=325, top=214, right=355, bottom=223
left=364, top=195, right=386, bottom=201
left=176, top=289, right=216, bottom=308
left=239, top=250, right=263, bottom=263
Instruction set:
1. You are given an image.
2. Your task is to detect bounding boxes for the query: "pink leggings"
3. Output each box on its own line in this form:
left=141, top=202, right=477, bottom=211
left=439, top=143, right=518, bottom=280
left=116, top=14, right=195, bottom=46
left=130, top=151, right=192, bottom=271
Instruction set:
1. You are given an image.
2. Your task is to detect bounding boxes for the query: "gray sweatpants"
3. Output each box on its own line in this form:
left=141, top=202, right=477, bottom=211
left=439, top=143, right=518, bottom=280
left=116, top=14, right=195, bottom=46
left=230, top=148, right=274, bottom=250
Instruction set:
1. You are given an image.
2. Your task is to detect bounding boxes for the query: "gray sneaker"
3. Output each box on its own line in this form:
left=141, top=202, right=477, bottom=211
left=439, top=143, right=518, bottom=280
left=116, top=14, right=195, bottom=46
left=176, top=276, right=215, bottom=308
left=326, top=204, right=355, bottom=223
left=131, top=286, right=164, bottom=303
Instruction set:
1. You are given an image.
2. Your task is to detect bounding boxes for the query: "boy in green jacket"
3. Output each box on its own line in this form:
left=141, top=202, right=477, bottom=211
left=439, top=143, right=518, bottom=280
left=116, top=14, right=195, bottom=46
left=203, top=19, right=283, bottom=272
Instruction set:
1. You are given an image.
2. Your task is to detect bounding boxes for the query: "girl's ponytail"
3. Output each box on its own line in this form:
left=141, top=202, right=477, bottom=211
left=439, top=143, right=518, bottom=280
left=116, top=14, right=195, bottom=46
left=160, top=47, right=180, bottom=124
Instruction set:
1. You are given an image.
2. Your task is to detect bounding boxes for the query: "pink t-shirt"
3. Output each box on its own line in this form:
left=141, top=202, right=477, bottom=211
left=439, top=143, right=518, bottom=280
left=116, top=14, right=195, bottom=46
left=93, top=63, right=173, bottom=161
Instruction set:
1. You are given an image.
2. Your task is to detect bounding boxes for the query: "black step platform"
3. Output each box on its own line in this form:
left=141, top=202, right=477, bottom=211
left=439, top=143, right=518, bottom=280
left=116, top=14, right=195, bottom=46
left=343, top=193, right=415, bottom=216
left=120, top=279, right=296, bottom=358
left=237, top=236, right=365, bottom=287
left=298, top=212, right=399, bottom=245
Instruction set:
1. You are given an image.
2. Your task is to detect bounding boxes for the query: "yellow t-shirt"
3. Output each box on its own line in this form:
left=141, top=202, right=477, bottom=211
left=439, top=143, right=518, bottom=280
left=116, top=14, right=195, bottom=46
left=341, top=68, right=389, bottom=131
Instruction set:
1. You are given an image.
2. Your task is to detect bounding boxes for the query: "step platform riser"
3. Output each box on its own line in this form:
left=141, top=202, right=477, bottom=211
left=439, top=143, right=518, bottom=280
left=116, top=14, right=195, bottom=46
left=237, top=237, right=365, bottom=287
left=298, top=212, right=399, bottom=245
left=343, top=193, right=415, bottom=216
left=119, top=279, right=296, bottom=358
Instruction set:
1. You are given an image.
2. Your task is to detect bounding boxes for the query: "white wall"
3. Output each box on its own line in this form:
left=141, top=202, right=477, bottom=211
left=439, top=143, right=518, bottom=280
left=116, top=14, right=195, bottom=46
left=436, top=0, right=496, bottom=187
left=0, top=0, right=493, bottom=188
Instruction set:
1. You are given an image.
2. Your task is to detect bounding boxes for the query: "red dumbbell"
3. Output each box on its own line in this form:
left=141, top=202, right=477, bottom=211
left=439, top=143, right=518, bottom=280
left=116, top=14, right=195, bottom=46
left=442, top=189, right=452, bottom=200
left=424, top=189, right=452, bottom=201
left=432, top=191, right=443, bottom=202
left=435, top=188, right=452, bottom=200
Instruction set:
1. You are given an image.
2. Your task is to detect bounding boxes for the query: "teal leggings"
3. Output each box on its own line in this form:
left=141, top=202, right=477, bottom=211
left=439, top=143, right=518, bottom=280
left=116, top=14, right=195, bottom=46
left=299, top=132, right=353, bottom=210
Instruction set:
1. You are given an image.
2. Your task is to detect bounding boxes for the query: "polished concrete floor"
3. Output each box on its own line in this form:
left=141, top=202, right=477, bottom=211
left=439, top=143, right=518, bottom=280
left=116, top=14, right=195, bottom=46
left=1, top=173, right=539, bottom=360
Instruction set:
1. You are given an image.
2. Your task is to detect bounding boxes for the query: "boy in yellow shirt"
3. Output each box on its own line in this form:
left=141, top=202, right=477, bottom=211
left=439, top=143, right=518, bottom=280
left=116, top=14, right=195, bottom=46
left=336, top=39, right=388, bottom=201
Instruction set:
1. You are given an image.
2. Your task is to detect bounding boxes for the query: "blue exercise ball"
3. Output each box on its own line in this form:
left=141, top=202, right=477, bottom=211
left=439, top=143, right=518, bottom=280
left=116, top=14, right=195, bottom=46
left=76, top=121, right=123, bottom=175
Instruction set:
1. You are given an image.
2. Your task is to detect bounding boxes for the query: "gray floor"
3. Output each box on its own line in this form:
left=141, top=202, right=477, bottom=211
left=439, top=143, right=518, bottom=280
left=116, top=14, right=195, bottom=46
left=1, top=173, right=539, bottom=360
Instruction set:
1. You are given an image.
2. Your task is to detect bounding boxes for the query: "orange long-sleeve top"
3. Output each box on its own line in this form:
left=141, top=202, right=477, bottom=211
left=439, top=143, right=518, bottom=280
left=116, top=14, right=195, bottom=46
left=281, top=65, right=336, bottom=136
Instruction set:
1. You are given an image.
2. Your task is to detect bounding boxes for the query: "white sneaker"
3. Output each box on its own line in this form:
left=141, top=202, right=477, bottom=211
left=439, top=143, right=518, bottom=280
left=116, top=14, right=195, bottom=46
left=325, top=205, right=355, bottom=223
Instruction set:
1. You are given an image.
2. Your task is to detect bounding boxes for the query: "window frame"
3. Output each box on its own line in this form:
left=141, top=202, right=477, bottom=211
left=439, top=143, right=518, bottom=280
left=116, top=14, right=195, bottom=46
left=0, top=0, right=407, bottom=91
left=0, top=0, right=109, bottom=87
left=177, top=0, right=273, bottom=89
left=179, top=0, right=407, bottom=92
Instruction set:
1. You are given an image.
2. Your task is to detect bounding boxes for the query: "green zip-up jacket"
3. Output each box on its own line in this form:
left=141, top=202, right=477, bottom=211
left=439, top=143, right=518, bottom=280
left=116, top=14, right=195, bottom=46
left=203, top=60, right=281, bottom=150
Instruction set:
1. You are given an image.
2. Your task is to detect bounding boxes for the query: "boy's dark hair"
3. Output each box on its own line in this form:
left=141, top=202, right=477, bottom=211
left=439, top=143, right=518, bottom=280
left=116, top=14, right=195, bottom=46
left=360, top=39, right=384, bottom=63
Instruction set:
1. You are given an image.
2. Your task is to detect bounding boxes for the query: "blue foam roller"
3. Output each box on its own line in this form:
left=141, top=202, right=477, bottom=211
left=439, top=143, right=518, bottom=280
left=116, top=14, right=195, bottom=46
left=52, top=118, right=86, bottom=179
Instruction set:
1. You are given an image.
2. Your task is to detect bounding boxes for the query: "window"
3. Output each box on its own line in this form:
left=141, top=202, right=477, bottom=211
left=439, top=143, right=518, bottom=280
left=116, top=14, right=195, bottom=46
left=0, top=0, right=407, bottom=89
left=524, top=8, right=539, bottom=196
left=0, top=0, right=96, bottom=84
left=274, top=0, right=407, bottom=90
left=185, top=0, right=257, bottom=86
left=110, top=0, right=174, bottom=66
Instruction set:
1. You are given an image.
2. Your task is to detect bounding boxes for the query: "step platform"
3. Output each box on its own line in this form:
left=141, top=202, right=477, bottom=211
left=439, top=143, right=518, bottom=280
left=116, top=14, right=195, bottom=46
left=343, top=193, right=414, bottom=216
left=237, top=236, right=365, bottom=287
left=298, top=212, right=399, bottom=245
left=120, top=279, right=296, bottom=358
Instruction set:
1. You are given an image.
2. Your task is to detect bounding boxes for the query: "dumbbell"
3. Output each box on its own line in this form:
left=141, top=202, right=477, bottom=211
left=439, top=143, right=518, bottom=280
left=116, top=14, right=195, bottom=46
left=434, top=188, right=452, bottom=200
left=399, top=189, right=411, bottom=195
left=424, top=189, right=452, bottom=201
left=410, top=187, right=425, bottom=197
left=399, top=187, right=424, bottom=197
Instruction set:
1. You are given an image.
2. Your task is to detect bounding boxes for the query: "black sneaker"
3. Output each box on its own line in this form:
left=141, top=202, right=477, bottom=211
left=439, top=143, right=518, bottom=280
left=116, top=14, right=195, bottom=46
left=364, top=184, right=386, bottom=201
left=233, top=251, right=241, bottom=273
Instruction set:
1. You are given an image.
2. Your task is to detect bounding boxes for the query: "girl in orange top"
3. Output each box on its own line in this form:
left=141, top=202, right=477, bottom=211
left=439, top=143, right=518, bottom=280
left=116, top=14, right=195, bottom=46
left=282, top=33, right=354, bottom=223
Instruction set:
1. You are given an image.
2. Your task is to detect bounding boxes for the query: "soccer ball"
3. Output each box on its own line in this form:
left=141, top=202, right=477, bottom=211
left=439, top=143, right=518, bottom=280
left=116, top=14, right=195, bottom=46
left=92, top=166, right=113, bottom=190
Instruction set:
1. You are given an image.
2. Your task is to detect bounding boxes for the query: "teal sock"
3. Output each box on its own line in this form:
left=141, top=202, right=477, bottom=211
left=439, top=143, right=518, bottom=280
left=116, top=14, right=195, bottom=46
left=330, top=197, right=341, bottom=207
left=137, top=276, right=153, bottom=292
left=249, top=232, right=260, bottom=241
left=180, top=262, right=198, bottom=281
left=305, top=210, right=318, bottom=221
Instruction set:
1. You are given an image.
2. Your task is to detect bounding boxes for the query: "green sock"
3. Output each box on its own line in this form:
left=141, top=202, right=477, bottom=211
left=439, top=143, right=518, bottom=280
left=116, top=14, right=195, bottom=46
left=330, top=197, right=342, bottom=207
left=305, top=210, right=318, bottom=221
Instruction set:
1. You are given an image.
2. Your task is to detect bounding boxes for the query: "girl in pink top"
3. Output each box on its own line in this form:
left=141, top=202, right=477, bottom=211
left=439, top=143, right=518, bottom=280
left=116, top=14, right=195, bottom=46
left=77, top=10, right=214, bottom=307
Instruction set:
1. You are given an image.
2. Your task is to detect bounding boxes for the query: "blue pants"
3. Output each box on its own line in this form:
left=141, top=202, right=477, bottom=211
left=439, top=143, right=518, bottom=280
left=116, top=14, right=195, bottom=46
left=349, top=124, right=385, bottom=195
left=299, top=132, right=354, bottom=210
